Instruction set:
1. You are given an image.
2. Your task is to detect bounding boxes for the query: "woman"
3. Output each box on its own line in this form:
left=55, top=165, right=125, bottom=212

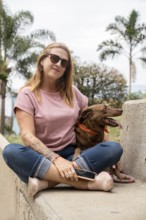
left=3, top=42, right=123, bottom=196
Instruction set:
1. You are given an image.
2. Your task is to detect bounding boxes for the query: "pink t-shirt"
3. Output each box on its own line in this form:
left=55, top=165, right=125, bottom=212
left=14, top=85, right=88, bottom=151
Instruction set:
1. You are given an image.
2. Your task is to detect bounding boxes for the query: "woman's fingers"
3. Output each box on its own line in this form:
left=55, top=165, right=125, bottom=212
left=54, top=158, right=79, bottom=181
left=60, top=172, right=65, bottom=178
left=72, top=161, right=79, bottom=169
left=70, top=167, right=75, bottom=173
left=63, top=167, right=78, bottom=181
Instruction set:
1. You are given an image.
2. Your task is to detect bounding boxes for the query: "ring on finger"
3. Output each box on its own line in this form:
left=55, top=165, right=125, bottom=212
left=71, top=168, right=75, bottom=173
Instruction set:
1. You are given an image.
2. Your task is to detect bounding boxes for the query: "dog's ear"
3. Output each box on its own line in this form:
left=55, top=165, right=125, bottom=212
left=79, top=108, right=93, bottom=120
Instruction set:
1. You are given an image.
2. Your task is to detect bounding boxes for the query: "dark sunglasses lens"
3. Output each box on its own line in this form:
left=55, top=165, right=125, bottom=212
left=61, top=60, right=68, bottom=68
left=49, top=54, right=68, bottom=68
left=50, top=54, right=60, bottom=64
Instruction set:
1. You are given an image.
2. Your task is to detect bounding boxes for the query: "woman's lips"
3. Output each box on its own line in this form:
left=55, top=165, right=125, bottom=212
left=52, top=67, right=60, bottom=72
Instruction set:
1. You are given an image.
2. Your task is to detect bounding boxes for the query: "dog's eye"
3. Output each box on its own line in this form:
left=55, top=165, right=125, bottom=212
left=102, top=109, right=107, bottom=114
left=102, top=106, right=107, bottom=113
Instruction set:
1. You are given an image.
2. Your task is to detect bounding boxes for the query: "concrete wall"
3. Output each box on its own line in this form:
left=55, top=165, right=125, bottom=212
left=120, top=99, right=146, bottom=181
left=0, top=134, right=60, bottom=220
left=0, top=135, right=16, bottom=220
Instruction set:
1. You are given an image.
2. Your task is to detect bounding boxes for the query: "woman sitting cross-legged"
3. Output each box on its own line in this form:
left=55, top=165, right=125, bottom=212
left=3, top=42, right=130, bottom=197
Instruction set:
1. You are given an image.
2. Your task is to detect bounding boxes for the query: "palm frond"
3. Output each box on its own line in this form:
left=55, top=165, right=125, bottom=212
left=97, top=40, right=123, bottom=50
left=13, top=10, right=34, bottom=33
left=106, top=16, right=127, bottom=38
left=30, top=29, right=56, bottom=41
left=15, top=52, right=38, bottom=79
left=99, top=49, right=121, bottom=61
left=97, top=40, right=123, bottom=61
left=139, top=57, right=146, bottom=67
left=140, top=57, right=146, bottom=62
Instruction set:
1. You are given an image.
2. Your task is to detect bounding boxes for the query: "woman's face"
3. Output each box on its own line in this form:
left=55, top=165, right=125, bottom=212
left=41, top=47, right=69, bottom=82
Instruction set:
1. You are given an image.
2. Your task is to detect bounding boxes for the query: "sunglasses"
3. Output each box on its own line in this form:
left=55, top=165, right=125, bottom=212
left=47, top=53, right=69, bottom=68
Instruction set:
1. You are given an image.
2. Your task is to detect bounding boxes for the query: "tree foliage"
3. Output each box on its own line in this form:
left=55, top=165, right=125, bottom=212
left=125, top=91, right=145, bottom=101
left=97, top=9, right=146, bottom=95
left=0, top=0, right=56, bottom=133
left=74, top=61, right=127, bottom=107
left=0, top=1, right=56, bottom=82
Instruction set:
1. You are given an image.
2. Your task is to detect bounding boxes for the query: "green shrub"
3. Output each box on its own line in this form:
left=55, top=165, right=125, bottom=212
left=6, top=135, right=23, bottom=144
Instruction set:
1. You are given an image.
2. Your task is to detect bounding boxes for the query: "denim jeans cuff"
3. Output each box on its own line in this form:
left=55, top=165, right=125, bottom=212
left=73, top=155, right=91, bottom=170
left=34, top=157, right=51, bottom=179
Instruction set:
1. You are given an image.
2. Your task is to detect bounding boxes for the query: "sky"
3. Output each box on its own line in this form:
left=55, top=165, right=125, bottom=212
left=4, top=0, right=146, bottom=87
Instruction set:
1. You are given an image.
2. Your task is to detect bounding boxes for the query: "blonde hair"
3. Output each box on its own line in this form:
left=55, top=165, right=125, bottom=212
left=23, top=42, right=74, bottom=107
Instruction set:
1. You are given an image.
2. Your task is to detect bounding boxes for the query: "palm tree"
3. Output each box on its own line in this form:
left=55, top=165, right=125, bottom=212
left=0, top=0, right=56, bottom=134
left=97, top=9, right=146, bottom=95
left=140, top=47, right=146, bottom=66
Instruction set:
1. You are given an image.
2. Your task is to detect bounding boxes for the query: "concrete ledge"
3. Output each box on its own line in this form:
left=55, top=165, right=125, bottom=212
left=0, top=134, right=60, bottom=220
left=0, top=134, right=16, bottom=220
left=120, top=99, right=146, bottom=181
left=1, top=98, right=146, bottom=220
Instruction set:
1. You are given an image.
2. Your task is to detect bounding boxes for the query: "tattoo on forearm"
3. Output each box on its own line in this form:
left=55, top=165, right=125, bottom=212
left=21, top=130, right=58, bottom=161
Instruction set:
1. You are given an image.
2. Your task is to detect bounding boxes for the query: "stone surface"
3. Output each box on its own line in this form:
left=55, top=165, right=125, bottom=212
left=0, top=134, right=16, bottom=220
left=39, top=182, right=146, bottom=220
left=120, top=99, right=146, bottom=181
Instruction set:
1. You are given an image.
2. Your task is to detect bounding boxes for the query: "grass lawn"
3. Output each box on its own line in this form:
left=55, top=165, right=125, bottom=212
left=107, top=116, right=122, bottom=142
left=108, top=126, right=121, bottom=142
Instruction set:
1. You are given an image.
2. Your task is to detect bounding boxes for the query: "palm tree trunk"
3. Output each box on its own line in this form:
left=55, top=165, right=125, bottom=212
left=129, top=46, right=132, bottom=95
left=0, top=81, right=6, bottom=134
left=9, top=93, right=15, bottom=133
left=129, top=58, right=132, bottom=95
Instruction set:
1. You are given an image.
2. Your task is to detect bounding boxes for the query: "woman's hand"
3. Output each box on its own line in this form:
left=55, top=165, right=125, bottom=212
left=53, top=156, right=79, bottom=181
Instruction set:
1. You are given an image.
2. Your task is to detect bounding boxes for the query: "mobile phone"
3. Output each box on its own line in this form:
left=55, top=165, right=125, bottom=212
left=75, top=168, right=97, bottom=181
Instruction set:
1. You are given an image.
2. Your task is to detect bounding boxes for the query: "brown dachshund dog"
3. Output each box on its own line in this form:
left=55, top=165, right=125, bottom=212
left=74, top=104, right=135, bottom=183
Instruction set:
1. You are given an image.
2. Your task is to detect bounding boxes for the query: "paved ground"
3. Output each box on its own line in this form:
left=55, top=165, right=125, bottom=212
left=34, top=180, right=146, bottom=220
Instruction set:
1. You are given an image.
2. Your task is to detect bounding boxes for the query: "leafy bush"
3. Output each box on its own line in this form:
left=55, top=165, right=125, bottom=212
left=125, top=91, right=144, bottom=100
left=6, top=135, right=22, bottom=144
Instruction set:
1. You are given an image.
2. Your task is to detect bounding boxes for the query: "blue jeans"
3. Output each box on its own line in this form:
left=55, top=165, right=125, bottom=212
left=2, top=141, right=123, bottom=183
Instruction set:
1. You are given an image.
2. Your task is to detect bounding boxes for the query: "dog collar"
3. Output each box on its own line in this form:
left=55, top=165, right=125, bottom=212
left=77, top=123, right=108, bottom=135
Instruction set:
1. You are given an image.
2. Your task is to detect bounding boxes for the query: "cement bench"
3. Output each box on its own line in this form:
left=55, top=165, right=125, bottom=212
left=0, top=134, right=61, bottom=220
left=0, top=99, right=146, bottom=220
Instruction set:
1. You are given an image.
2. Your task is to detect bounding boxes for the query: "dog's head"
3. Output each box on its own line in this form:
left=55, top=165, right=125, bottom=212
left=79, top=104, right=122, bottom=128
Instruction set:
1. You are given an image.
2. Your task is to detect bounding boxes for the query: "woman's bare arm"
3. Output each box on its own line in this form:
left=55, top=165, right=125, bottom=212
left=15, top=109, right=59, bottom=161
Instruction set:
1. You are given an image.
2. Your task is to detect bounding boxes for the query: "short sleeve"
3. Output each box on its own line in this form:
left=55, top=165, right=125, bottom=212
left=73, top=85, right=88, bottom=110
left=14, top=88, right=35, bottom=116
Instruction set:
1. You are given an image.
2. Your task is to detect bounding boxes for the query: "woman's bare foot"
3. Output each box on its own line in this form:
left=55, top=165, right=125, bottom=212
left=28, top=177, right=49, bottom=197
left=28, top=177, right=59, bottom=197
left=88, top=171, right=114, bottom=191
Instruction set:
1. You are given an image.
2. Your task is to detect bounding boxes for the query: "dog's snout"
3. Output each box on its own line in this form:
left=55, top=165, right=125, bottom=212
left=117, top=109, right=123, bottom=116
